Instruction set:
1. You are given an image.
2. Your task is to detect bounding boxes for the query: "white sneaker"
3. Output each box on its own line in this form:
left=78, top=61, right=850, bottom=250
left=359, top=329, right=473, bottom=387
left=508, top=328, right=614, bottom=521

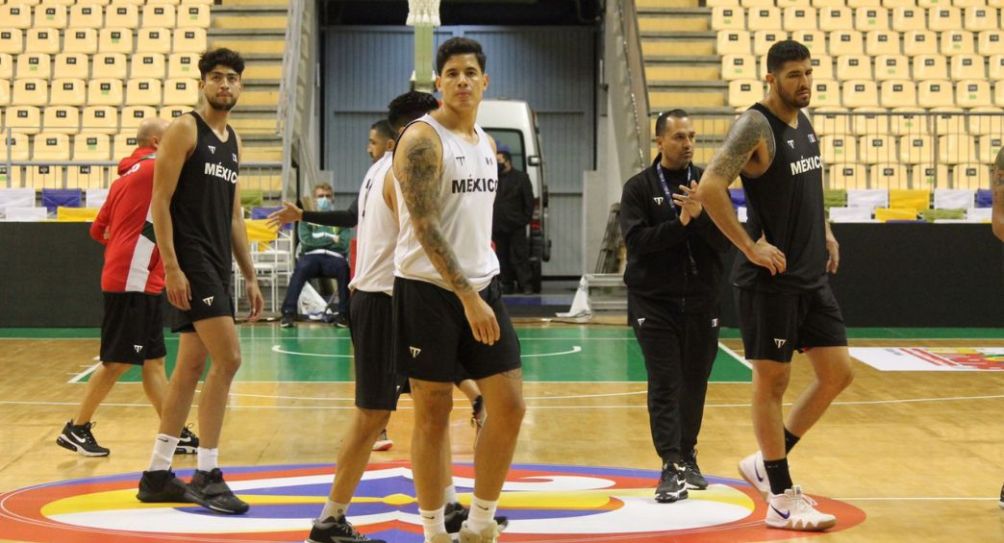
left=738, top=451, right=770, bottom=498
left=765, top=485, right=836, bottom=531
left=372, top=430, right=393, bottom=452
left=458, top=520, right=500, bottom=543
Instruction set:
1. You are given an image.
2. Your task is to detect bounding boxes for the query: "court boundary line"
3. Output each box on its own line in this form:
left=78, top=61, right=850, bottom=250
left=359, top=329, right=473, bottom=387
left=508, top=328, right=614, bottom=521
left=718, top=341, right=752, bottom=369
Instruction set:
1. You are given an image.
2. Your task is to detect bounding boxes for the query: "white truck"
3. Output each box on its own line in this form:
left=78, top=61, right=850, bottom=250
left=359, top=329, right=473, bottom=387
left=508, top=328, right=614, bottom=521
left=477, top=98, right=551, bottom=291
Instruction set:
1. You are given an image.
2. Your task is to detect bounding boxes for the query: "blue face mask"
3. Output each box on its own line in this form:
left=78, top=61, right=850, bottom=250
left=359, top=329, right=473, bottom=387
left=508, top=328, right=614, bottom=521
left=316, top=196, right=332, bottom=211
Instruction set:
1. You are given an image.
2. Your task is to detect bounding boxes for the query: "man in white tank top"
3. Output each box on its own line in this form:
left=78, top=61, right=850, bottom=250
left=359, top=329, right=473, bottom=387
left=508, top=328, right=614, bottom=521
left=392, top=37, right=524, bottom=543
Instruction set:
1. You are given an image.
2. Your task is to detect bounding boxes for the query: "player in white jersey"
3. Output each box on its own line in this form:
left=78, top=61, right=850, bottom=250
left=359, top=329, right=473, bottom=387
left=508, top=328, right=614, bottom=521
left=392, top=37, right=524, bottom=543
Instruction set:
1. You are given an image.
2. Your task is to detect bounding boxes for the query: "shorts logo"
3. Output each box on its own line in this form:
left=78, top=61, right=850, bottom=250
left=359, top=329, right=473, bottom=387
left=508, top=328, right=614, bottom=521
left=202, top=296, right=214, bottom=306
left=653, top=197, right=664, bottom=205
left=774, top=338, right=787, bottom=349
left=636, top=317, right=646, bottom=326
left=409, top=346, right=422, bottom=358
left=133, top=345, right=143, bottom=353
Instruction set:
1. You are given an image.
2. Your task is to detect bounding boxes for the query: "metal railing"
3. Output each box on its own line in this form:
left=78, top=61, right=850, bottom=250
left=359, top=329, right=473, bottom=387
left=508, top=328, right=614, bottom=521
left=612, top=0, right=651, bottom=177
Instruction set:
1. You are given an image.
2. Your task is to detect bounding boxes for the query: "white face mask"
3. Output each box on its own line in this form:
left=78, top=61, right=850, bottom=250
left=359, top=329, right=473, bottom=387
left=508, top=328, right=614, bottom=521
left=316, top=196, right=332, bottom=210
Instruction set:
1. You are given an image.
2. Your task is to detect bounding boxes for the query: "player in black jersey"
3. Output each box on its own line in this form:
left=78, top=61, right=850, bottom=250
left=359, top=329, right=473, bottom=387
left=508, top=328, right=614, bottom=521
left=994, top=149, right=1004, bottom=508
left=136, top=48, right=262, bottom=516
left=692, top=40, right=853, bottom=532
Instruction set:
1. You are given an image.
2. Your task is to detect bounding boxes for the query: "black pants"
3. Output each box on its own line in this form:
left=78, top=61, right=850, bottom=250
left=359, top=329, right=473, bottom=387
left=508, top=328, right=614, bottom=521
left=493, top=227, right=532, bottom=292
left=281, top=253, right=350, bottom=316
left=629, top=294, right=719, bottom=465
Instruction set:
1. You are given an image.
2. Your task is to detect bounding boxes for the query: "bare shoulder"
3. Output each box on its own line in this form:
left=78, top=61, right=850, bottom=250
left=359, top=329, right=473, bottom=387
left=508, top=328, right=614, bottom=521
left=728, top=109, right=773, bottom=150
left=393, top=121, right=442, bottom=178
left=396, top=121, right=440, bottom=155
left=706, top=109, right=774, bottom=179
left=994, top=146, right=1004, bottom=181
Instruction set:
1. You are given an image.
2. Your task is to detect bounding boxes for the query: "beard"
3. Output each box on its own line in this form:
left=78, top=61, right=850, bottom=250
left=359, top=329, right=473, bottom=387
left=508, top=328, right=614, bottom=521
left=780, top=88, right=811, bottom=109
left=207, top=96, right=237, bottom=111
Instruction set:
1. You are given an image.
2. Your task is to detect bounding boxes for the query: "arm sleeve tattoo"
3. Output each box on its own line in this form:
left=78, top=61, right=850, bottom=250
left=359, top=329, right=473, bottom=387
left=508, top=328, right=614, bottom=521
left=706, top=109, right=774, bottom=182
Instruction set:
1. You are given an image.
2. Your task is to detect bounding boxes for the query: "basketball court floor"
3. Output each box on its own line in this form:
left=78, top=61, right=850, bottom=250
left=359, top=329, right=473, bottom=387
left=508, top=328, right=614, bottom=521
left=0, top=322, right=1002, bottom=542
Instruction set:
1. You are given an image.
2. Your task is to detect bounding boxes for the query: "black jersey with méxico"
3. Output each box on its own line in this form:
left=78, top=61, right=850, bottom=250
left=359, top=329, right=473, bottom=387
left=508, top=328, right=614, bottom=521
left=170, top=112, right=240, bottom=278
left=733, top=102, right=827, bottom=293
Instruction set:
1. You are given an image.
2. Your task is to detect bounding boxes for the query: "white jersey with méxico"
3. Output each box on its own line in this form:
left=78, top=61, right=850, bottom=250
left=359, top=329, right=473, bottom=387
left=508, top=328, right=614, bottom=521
left=349, top=152, right=397, bottom=295
left=394, top=114, right=500, bottom=292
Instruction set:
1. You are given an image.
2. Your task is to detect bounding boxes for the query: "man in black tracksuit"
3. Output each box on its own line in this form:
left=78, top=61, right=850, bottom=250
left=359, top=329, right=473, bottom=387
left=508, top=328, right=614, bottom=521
left=619, top=109, right=731, bottom=503
left=492, top=146, right=536, bottom=294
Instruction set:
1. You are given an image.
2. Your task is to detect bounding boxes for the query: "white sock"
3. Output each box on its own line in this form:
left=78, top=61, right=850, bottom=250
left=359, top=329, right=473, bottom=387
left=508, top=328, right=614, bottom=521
left=443, top=483, right=458, bottom=505
left=319, top=499, right=349, bottom=521
left=197, top=447, right=219, bottom=472
left=466, top=495, right=498, bottom=533
left=148, top=434, right=179, bottom=471
left=418, top=505, right=446, bottom=541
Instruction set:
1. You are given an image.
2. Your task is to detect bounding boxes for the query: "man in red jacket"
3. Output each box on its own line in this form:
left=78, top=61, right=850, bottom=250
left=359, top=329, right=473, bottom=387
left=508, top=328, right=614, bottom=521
left=57, top=118, right=199, bottom=457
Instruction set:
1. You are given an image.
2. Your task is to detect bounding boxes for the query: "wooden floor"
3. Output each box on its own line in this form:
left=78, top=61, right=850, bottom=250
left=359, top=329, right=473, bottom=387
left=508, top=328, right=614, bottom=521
left=1, top=322, right=1003, bottom=542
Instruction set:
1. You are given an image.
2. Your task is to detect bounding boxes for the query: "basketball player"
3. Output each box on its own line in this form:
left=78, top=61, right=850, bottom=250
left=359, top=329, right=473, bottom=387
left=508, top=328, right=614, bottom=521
left=691, top=40, right=853, bottom=531
left=392, top=37, right=524, bottom=543
left=135, top=48, right=263, bottom=515
left=993, top=147, right=1003, bottom=507
left=58, top=119, right=198, bottom=457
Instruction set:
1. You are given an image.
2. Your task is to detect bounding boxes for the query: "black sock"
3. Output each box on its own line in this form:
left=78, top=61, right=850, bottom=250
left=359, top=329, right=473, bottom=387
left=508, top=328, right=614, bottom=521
left=784, top=428, right=801, bottom=453
left=763, top=457, right=793, bottom=495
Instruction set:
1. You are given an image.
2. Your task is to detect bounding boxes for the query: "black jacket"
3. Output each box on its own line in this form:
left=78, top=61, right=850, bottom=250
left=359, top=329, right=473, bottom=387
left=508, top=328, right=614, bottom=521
left=493, top=167, right=534, bottom=234
left=302, top=196, right=359, bottom=228
left=619, top=155, right=731, bottom=313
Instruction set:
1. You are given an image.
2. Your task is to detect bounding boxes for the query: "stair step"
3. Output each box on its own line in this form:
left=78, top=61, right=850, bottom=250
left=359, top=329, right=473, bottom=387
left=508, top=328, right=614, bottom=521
left=638, top=12, right=709, bottom=32
left=209, top=36, right=285, bottom=54
left=649, top=89, right=725, bottom=108
left=637, top=0, right=701, bottom=8
left=213, top=14, right=288, bottom=29
left=645, top=64, right=718, bottom=81
left=642, top=38, right=716, bottom=57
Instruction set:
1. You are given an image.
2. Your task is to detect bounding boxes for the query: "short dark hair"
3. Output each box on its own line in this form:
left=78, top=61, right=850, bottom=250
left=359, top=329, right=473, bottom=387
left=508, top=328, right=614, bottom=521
left=198, top=48, right=245, bottom=80
left=655, top=109, right=689, bottom=137
left=371, top=119, right=395, bottom=140
left=767, top=40, right=811, bottom=74
left=436, top=37, right=486, bottom=75
left=387, top=91, right=440, bottom=131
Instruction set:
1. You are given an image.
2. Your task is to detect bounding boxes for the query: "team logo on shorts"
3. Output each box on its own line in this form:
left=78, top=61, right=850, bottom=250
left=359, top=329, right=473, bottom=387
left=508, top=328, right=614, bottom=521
left=0, top=462, right=865, bottom=543
left=202, top=296, right=214, bottom=306
left=133, top=345, right=143, bottom=353
left=409, top=346, right=422, bottom=358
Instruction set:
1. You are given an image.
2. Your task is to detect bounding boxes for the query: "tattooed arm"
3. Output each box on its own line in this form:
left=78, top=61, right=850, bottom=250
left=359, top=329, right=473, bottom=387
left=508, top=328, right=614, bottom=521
left=693, top=109, right=787, bottom=275
left=393, top=122, right=500, bottom=344
left=993, top=147, right=1004, bottom=242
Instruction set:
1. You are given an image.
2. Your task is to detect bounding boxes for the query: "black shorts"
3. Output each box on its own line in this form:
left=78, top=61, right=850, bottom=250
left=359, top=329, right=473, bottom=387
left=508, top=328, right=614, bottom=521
left=350, top=290, right=400, bottom=411
left=393, top=276, right=521, bottom=382
left=736, top=283, right=847, bottom=363
left=169, top=262, right=234, bottom=333
left=101, top=292, right=167, bottom=365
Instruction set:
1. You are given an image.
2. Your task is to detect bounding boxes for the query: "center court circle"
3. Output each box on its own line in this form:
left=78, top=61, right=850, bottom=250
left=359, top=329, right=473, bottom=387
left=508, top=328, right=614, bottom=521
left=0, top=462, right=865, bottom=543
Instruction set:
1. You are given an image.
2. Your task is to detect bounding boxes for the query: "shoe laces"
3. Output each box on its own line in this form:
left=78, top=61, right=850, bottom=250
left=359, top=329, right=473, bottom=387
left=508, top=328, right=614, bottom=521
left=181, top=424, right=195, bottom=439
left=75, top=421, right=99, bottom=445
left=789, top=486, right=819, bottom=512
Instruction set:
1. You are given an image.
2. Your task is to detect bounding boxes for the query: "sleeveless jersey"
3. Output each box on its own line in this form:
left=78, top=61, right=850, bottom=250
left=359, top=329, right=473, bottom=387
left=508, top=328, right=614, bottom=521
left=733, top=103, right=827, bottom=293
left=394, top=114, right=500, bottom=292
left=349, top=152, right=397, bottom=295
left=170, top=112, right=240, bottom=279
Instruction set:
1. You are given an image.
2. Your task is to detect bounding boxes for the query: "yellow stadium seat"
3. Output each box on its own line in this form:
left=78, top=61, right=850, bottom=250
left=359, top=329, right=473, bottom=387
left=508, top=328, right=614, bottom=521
left=955, top=79, right=992, bottom=108
left=978, top=134, right=1003, bottom=163
left=149, top=0, right=182, bottom=5
left=168, top=52, right=200, bottom=79
left=722, top=54, right=757, bottom=80
left=92, top=53, right=127, bottom=79
left=791, top=30, right=827, bottom=54
left=851, top=108, right=890, bottom=135
left=43, top=105, right=80, bottom=134
left=955, top=0, right=988, bottom=7
left=179, top=4, right=211, bottom=27
left=53, top=53, right=88, bottom=79
left=143, top=4, right=176, bottom=27
left=113, top=133, right=139, bottom=159
left=136, top=27, right=172, bottom=54
left=950, top=54, right=985, bottom=79
left=929, top=6, right=963, bottom=30
left=829, top=164, right=869, bottom=189
left=712, top=7, right=745, bottom=31
left=49, top=78, right=86, bottom=106
left=883, top=0, right=915, bottom=7
left=130, top=53, right=166, bottom=79
left=64, top=28, right=98, bottom=55
left=913, top=54, right=948, bottom=79
left=918, top=80, right=955, bottom=107
left=777, top=0, right=809, bottom=6
left=953, top=163, right=989, bottom=189
left=848, top=0, right=883, bottom=7
left=812, top=79, right=841, bottom=107
left=86, top=78, right=124, bottom=106
left=34, top=132, right=71, bottom=160
left=729, top=80, right=765, bottom=107
left=874, top=207, right=919, bottom=221
left=120, top=105, right=157, bottom=130
left=810, top=54, right=834, bottom=79
left=963, top=6, right=998, bottom=30
left=15, top=53, right=51, bottom=80
left=74, top=132, right=112, bottom=160
left=938, top=134, right=977, bottom=164
left=0, top=30, right=24, bottom=55
left=0, top=5, right=32, bottom=29
left=68, top=165, right=109, bottom=189
left=0, top=78, right=9, bottom=106
left=754, top=30, right=787, bottom=55
left=25, top=28, right=60, bottom=55
left=814, top=0, right=846, bottom=6
left=842, top=79, right=879, bottom=108
left=820, top=6, right=853, bottom=31
left=810, top=107, right=851, bottom=136
left=874, top=54, right=908, bottom=80
left=979, top=30, right=1004, bottom=55
left=903, top=30, right=939, bottom=56
left=125, top=78, right=162, bottom=106
left=42, top=0, right=74, bottom=6
left=0, top=131, right=30, bottom=160
left=99, top=28, right=134, bottom=54
left=110, top=0, right=145, bottom=6
left=783, top=7, right=818, bottom=31
left=69, top=4, right=103, bottom=28
left=6, top=105, right=41, bottom=134
left=859, top=135, right=897, bottom=163
left=742, top=0, right=774, bottom=6
left=889, top=188, right=930, bottom=208
left=871, top=164, right=911, bottom=189
left=899, top=134, right=934, bottom=163
left=994, top=83, right=1004, bottom=106
left=837, top=54, right=872, bottom=79
left=968, top=106, right=1004, bottom=136
left=821, top=135, right=858, bottom=163
left=707, top=0, right=735, bottom=5
left=163, top=78, right=199, bottom=106
left=855, top=7, right=890, bottom=31
left=892, top=6, right=925, bottom=31
left=910, top=164, right=947, bottom=189
left=932, top=106, right=966, bottom=133
left=27, top=165, right=66, bottom=189
left=941, top=30, right=975, bottom=55
left=160, top=105, right=192, bottom=121
left=182, top=0, right=214, bottom=5
left=830, top=30, right=865, bottom=55
left=34, top=5, right=68, bottom=29
left=865, top=30, right=900, bottom=55
left=172, top=27, right=207, bottom=53
left=748, top=7, right=782, bottom=30
left=57, top=206, right=99, bottom=221
left=0, top=54, right=12, bottom=79
left=12, top=78, right=47, bottom=106
left=81, top=105, right=118, bottom=134
left=104, top=4, right=139, bottom=28
left=717, top=31, right=752, bottom=55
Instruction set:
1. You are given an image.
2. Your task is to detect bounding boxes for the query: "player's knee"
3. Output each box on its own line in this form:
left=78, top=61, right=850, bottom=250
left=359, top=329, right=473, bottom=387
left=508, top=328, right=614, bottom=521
left=103, top=362, right=132, bottom=377
left=212, top=354, right=242, bottom=377
left=830, top=364, right=854, bottom=391
left=357, top=408, right=391, bottom=432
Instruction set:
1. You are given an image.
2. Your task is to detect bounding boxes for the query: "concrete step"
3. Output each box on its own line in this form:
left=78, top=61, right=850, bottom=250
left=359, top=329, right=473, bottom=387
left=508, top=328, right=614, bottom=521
left=637, top=8, right=710, bottom=32
left=229, top=115, right=278, bottom=135
left=641, top=32, right=717, bottom=57
left=637, top=0, right=701, bottom=8
left=645, top=63, right=717, bottom=81
left=649, top=88, right=725, bottom=108
left=213, top=14, right=287, bottom=29
left=209, top=30, right=286, bottom=55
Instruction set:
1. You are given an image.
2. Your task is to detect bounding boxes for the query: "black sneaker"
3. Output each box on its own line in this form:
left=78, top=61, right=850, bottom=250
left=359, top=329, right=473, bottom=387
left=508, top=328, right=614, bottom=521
left=56, top=420, right=110, bottom=457
left=443, top=501, right=509, bottom=534
left=999, top=483, right=1003, bottom=509
left=187, top=468, right=249, bottom=514
left=331, top=313, right=350, bottom=328
left=655, top=463, right=689, bottom=503
left=305, top=515, right=385, bottom=543
left=281, top=314, right=296, bottom=328
left=682, top=453, right=708, bottom=490
left=137, top=470, right=191, bottom=503
left=175, top=426, right=199, bottom=455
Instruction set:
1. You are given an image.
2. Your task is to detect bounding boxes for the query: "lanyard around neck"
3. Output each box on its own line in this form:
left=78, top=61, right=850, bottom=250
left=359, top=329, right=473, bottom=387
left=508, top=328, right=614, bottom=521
left=655, top=164, right=693, bottom=215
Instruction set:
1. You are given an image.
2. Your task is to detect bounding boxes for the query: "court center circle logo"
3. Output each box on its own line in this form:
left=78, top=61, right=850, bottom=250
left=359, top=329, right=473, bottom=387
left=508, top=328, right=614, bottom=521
left=0, top=462, right=865, bottom=542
